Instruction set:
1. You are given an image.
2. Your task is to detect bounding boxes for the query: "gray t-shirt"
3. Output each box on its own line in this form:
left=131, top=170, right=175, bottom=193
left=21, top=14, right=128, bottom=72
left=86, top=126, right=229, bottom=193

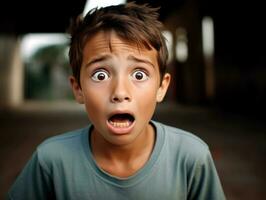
left=8, top=121, right=226, bottom=200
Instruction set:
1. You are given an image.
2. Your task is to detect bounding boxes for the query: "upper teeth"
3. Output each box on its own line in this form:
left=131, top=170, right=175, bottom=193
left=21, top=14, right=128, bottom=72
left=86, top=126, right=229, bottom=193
left=109, top=121, right=130, bottom=128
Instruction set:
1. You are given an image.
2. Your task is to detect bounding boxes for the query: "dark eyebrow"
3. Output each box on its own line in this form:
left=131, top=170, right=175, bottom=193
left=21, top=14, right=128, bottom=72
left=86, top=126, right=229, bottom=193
left=84, top=54, right=111, bottom=68
left=127, top=55, right=155, bottom=68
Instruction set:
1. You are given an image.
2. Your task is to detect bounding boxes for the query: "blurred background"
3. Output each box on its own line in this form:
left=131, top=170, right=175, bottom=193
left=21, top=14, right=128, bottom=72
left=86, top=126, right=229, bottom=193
left=0, top=0, right=265, bottom=199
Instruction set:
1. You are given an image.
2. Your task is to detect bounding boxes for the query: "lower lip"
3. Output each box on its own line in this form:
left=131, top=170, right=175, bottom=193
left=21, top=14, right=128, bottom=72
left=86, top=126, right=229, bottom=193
left=106, top=120, right=135, bottom=135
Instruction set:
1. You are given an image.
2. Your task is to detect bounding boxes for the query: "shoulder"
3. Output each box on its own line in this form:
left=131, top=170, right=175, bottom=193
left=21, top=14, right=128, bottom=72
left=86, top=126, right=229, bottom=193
left=154, top=121, right=208, bottom=148
left=153, top=121, right=210, bottom=160
left=38, top=126, right=88, bottom=151
left=36, top=126, right=90, bottom=169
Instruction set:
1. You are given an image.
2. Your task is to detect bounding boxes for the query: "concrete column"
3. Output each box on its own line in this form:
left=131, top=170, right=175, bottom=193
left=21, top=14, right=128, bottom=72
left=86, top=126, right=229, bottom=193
left=0, top=35, right=24, bottom=107
left=163, top=0, right=206, bottom=104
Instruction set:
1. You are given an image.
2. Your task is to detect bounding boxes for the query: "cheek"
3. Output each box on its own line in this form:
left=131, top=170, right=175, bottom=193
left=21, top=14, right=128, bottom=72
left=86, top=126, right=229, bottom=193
left=81, top=79, right=108, bottom=103
left=135, top=84, right=158, bottom=112
left=82, top=88, right=107, bottom=119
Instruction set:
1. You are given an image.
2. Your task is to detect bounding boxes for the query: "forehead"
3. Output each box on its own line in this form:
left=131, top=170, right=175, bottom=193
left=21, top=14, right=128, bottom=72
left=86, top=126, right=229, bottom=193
left=82, top=31, right=158, bottom=63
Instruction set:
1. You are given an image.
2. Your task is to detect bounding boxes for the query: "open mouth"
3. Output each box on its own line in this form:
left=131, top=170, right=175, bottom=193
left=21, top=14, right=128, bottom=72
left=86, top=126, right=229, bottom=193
left=108, top=113, right=135, bottom=128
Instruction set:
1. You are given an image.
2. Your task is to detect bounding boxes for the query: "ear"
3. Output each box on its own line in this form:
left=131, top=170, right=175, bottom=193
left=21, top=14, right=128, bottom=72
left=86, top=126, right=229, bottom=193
left=156, top=73, right=171, bottom=102
left=69, top=76, right=84, bottom=104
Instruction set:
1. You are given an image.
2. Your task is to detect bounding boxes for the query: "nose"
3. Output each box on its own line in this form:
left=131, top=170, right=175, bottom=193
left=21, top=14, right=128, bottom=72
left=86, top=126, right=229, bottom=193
left=110, top=77, right=131, bottom=103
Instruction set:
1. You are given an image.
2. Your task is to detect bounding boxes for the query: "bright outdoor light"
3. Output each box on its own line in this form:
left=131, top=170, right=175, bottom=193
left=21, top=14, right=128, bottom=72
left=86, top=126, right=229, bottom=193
left=83, top=0, right=126, bottom=16
left=175, top=28, right=188, bottom=63
left=20, top=34, right=68, bottom=60
left=202, top=16, right=214, bottom=57
left=162, top=30, right=173, bottom=63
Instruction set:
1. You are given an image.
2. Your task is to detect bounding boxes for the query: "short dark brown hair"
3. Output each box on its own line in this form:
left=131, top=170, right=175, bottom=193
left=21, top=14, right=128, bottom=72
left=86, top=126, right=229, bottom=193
left=68, top=2, right=168, bottom=85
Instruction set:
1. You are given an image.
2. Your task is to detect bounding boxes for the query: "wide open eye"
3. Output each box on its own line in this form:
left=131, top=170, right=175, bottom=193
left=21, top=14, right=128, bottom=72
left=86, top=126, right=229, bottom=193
left=132, top=70, right=149, bottom=81
left=91, top=70, right=109, bottom=82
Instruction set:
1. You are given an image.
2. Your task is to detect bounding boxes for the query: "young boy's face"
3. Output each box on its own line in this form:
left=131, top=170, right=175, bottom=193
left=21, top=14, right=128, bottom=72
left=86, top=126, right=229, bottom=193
left=70, top=31, right=170, bottom=146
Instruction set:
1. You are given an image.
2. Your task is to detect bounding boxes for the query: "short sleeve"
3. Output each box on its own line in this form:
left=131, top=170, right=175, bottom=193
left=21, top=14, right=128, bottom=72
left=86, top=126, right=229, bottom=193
left=7, top=151, right=55, bottom=200
left=187, top=148, right=226, bottom=200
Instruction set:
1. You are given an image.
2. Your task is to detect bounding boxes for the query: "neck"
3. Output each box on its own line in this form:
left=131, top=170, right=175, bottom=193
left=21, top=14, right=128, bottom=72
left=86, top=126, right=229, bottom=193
left=90, top=123, right=156, bottom=177
left=91, top=124, right=155, bottom=163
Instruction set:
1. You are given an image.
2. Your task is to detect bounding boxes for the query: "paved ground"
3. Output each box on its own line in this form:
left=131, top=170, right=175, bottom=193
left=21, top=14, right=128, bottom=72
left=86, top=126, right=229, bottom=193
left=0, top=101, right=265, bottom=200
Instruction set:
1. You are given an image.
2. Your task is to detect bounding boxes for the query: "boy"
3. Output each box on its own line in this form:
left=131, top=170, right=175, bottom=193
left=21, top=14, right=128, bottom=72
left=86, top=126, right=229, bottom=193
left=8, top=2, right=226, bottom=200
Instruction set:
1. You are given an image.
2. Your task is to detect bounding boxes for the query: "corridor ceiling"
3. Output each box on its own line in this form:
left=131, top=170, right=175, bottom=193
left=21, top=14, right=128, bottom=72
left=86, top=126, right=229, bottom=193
left=0, top=0, right=264, bottom=35
left=1, top=0, right=265, bottom=67
left=0, top=0, right=236, bottom=34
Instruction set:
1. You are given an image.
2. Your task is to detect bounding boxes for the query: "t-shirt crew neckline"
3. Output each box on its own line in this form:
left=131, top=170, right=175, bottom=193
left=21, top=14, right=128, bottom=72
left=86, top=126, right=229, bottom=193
left=81, top=121, right=165, bottom=188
